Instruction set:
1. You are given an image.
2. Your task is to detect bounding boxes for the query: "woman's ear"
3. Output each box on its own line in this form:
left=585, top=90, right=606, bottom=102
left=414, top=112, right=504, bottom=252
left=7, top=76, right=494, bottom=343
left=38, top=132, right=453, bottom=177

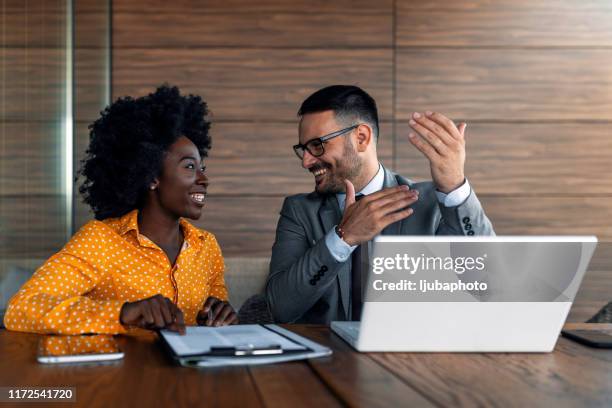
left=355, top=124, right=373, bottom=152
left=150, top=178, right=159, bottom=191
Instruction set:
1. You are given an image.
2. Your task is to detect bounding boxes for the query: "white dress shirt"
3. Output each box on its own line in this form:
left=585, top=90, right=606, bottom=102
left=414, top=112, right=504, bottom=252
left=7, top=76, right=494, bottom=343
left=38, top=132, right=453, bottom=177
left=324, top=163, right=472, bottom=261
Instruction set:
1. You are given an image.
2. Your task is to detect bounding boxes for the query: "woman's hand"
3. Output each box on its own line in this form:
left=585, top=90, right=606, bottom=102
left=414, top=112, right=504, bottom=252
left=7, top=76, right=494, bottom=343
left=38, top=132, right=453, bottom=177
left=120, top=294, right=186, bottom=334
left=196, top=296, right=238, bottom=327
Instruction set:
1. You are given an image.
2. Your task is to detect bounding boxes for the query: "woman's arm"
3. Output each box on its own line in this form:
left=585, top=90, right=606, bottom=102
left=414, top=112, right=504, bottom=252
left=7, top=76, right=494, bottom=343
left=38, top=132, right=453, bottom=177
left=194, top=233, right=238, bottom=326
left=207, top=233, right=229, bottom=301
left=3, top=222, right=127, bottom=335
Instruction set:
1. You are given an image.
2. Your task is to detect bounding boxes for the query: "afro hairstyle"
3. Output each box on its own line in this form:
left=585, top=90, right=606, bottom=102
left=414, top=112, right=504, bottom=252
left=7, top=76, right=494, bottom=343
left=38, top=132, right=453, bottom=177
left=79, top=84, right=211, bottom=220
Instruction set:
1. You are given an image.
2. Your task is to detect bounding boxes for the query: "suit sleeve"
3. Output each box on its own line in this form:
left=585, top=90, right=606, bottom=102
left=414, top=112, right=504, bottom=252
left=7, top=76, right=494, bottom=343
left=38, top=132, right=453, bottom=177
left=435, top=187, right=496, bottom=236
left=266, top=197, right=343, bottom=323
left=3, top=223, right=127, bottom=335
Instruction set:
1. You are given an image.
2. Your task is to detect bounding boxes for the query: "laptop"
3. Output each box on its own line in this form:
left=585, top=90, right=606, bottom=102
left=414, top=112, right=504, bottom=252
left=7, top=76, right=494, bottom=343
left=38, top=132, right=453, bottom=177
left=331, top=236, right=597, bottom=352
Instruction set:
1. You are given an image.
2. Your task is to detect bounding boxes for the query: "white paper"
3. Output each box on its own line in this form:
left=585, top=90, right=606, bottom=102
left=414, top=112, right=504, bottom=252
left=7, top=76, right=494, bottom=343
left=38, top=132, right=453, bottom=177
left=160, top=324, right=307, bottom=357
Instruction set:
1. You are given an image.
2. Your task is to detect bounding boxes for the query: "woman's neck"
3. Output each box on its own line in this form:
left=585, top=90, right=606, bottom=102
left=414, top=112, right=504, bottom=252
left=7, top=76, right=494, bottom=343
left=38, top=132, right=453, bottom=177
left=137, top=205, right=182, bottom=250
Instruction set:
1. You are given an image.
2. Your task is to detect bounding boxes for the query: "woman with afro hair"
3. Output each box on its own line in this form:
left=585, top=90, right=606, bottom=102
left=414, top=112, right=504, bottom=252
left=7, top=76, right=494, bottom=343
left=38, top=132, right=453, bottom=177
left=4, top=85, right=238, bottom=335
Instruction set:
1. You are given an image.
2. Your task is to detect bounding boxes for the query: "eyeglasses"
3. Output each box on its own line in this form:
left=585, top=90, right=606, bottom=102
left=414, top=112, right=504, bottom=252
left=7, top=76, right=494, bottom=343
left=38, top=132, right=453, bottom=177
left=293, top=124, right=359, bottom=160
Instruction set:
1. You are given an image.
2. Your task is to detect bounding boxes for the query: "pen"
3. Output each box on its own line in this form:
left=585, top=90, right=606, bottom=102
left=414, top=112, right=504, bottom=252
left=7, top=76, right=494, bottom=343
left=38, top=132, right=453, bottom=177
left=209, top=344, right=283, bottom=356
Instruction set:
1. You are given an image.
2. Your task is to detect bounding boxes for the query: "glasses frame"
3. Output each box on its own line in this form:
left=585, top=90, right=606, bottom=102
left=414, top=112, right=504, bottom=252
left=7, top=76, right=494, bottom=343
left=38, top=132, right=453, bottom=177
left=293, top=124, right=360, bottom=160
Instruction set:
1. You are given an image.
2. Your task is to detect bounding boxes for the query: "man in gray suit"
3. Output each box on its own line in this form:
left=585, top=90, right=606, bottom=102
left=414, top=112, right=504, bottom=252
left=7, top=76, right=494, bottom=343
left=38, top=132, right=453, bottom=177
left=266, top=85, right=494, bottom=324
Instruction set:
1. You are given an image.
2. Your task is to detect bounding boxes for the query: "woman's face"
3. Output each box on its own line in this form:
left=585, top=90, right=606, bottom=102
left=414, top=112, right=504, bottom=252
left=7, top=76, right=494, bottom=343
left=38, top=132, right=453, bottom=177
left=153, top=136, right=208, bottom=220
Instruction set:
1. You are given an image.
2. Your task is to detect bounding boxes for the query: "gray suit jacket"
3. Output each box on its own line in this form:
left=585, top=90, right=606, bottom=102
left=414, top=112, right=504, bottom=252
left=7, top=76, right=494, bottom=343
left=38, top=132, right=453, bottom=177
left=265, top=167, right=495, bottom=324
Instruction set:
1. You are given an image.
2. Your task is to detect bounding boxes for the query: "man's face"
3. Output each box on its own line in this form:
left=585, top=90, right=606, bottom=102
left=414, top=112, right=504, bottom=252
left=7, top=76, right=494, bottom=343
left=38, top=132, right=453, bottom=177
left=298, top=110, right=362, bottom=194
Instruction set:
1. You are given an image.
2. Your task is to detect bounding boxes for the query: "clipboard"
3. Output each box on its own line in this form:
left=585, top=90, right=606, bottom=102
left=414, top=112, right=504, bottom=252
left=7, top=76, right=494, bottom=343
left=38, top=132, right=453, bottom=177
left=158, top=324, right=332, bottom=367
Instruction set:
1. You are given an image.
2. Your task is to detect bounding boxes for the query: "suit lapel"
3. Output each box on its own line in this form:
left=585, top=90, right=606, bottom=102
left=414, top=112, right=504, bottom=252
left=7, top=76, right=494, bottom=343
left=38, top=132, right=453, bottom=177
left=381, top=166, right=403, bottom=236
left=318, top=194, right=339, bottom=236
left=318, top=194, right=350, bottom=319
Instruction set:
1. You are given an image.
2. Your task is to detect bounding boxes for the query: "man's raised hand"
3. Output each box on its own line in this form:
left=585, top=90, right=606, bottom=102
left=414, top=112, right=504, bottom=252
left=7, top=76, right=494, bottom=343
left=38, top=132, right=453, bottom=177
left=339, top=179, right=418, bottom=246
left=408, top=111, right=466, bottom=193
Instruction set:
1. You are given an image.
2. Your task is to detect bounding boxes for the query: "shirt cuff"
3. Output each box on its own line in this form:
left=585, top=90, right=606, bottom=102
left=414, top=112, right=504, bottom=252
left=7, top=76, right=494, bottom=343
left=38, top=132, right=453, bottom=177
left=435, top=179, right=472, bottom=207
left=325, top=227, right=358, bottom=262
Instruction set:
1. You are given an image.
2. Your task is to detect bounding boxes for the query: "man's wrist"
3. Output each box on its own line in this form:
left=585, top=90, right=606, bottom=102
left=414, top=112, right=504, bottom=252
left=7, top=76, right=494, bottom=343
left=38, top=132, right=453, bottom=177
left=325, top=227, right=357, bottom=262
left=436, top=177, right=465, bottom=194
left=336, top=224, right=357, bottom=246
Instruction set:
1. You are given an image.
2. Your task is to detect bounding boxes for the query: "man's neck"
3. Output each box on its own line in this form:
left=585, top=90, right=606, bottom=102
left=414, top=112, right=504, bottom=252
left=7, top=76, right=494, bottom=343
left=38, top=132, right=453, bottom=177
left=353, top=160, right=381, bottom=192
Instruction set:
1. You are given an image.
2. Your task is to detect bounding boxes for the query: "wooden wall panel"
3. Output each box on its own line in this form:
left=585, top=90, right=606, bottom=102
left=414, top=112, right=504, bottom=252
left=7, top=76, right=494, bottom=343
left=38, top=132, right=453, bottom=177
left=397, top=0, right=612, bottom=47
left=395, top=123, right=612, bottom=194
left=110, top=0, right=612, bottom=324
left=113, top=0, right=392, bottom=48
left=194, top=196, right=282, bottom=257
left=151, top=197, right=612, bottom=258
left=0, top=1, right=109, bottom=267
left=1, top=48, right=66, bottom=121
left=3, top=1, right=66, bottom=48
left=113, top=48, right=393, bottom=122
left=396, top=49, right=612, bottom=121
left=3, top=0, right=106, bottom=48
left=75, top=49, right=110, bottom=122
left=0, top=122, right=64, bottom=195
left=74, top=121, right=94, bottom=231
left=481, top=197, right=612, bottom=240
left=1, top=48, right=102, bottom=121
left=112, top=0, right=392, bottom=14
left=0, top=196, right=67, bottom=258
left=206, top=122, right=393, bottom=195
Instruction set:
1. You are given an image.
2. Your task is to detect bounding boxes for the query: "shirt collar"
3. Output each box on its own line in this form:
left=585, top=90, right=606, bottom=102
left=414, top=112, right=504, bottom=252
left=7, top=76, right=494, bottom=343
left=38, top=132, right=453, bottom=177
left=336, top=163, right=384, bottom=211
left=116, top=209, right=140, bottom=237
left=115, top=209, right=206, bottom=248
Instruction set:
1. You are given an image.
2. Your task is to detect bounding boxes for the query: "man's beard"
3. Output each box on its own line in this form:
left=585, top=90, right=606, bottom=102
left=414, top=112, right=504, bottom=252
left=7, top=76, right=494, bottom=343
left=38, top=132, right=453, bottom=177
left=316, top=140, right=363, bottom=194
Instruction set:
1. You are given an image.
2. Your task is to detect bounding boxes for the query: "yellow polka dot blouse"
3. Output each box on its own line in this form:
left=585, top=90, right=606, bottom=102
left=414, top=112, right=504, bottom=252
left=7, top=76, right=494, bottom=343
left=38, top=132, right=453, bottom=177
left=4, top=209, right=228, bottom=334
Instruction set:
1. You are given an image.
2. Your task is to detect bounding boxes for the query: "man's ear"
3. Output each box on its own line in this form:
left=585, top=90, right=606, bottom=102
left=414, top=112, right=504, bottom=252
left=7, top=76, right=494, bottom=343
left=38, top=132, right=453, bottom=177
left=355, top=124, right=373, bottom=152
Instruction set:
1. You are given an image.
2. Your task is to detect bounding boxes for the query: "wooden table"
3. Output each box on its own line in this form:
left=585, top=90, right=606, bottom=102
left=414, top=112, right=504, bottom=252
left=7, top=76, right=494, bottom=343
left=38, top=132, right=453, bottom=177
left=0, top=324, right=611, bottom=407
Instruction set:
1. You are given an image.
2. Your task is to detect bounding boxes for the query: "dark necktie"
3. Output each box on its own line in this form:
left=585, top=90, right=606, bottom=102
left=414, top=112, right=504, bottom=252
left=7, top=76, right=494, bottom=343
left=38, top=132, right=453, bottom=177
left=350, top=193, right=366, bottom=321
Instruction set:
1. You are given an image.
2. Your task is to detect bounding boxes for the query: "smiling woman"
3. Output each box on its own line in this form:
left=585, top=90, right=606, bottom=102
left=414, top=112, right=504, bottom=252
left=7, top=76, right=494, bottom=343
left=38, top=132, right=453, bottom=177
left=3, top=85, right=238, bottom=335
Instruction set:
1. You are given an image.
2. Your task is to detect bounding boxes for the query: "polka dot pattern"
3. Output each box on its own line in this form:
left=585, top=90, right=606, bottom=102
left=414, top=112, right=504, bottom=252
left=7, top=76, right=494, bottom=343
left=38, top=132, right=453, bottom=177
left=3, top=209, right=228, bottom=335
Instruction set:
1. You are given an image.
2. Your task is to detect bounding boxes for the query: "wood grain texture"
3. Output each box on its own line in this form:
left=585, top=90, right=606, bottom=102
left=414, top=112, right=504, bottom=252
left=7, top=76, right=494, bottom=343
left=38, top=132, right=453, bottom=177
left=2, top=326, right=612, bottom=407
left=2, top=0, right=67, bottom=48
left=2, top=0, right=108, bottom=48
left=397, top=0, right=612, bottom=47
left=76, top=196, right=612, bottom=258
left=569, top=269, right=612, bottom=322
left=206, top=122, right=393, bottom=195
left=0, top=121, right=94, bottom=197
left=195, top=196, right=282, bottom=258
left=75, top=49, right=110, bottom=122
left=113, top=0, right=392, bottom=48
left=0, top=48, right=66, bottom=121
left=0, top=195, right=67, bottom=258
left=248, top=363, right=342, bottom=408
left=0, top=48, right=104, bottom=121
left=0, top=122, right=64, bottom=195
left=396, top=49, right=612, bottom=121
left=481, top=196, right=612, bottom=240
left=397, top=0, right=612, bottom=11
left=395, top=122, right=612, bottom=194
left=0, top=331, right=264, bottom=407
left=369, top=335, right=612, bottom=408
left=289, top=325, right=435, bottom=407
left=112, top=48, right=393, bottom=121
